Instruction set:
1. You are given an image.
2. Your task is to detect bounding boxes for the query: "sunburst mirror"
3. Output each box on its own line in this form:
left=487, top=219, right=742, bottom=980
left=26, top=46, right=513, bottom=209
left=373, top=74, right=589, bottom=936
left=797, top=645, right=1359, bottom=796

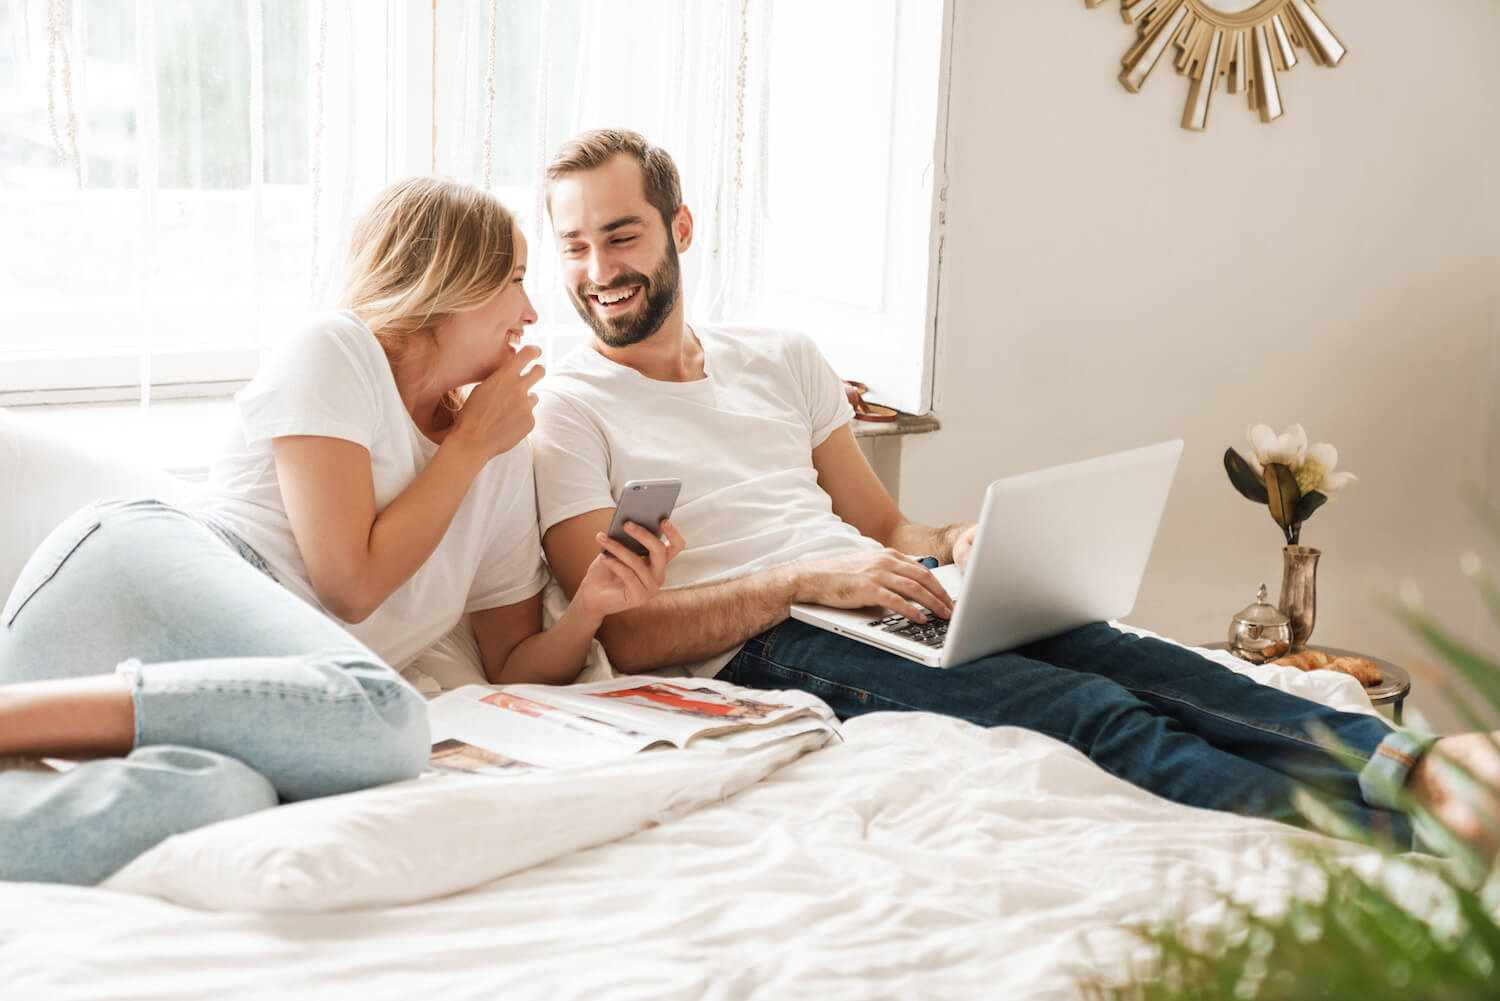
left=1087, top=0, right=1346, bottom=130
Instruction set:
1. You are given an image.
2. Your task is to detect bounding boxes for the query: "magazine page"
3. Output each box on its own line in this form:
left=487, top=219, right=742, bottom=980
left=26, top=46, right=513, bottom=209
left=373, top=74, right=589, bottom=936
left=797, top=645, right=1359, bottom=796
left=500, top=677, right=836, bottom=748
left=427, top=686, right=667, bottom=770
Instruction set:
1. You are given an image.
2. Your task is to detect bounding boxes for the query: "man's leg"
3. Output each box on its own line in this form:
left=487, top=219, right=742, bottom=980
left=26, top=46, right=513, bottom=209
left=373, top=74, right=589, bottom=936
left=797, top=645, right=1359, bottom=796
left=1017, top=623, right=1428, bottom=815
left=725, top=619, right=1409, bottom=840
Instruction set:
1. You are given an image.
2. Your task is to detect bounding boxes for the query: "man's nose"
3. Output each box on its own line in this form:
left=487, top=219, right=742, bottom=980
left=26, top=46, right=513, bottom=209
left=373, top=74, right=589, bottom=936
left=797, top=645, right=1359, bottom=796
left=587, top=247, right=620, bottom=287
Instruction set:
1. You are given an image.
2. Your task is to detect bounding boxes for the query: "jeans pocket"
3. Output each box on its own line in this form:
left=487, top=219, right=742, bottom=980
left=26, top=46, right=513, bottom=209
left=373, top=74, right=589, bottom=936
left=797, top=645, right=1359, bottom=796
left=2, top=513, right=103, bottom=627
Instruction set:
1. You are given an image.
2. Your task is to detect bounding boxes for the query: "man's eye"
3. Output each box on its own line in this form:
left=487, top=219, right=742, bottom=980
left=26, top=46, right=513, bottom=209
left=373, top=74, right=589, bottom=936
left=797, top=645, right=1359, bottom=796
left=612, top=236, right=636, bottom=245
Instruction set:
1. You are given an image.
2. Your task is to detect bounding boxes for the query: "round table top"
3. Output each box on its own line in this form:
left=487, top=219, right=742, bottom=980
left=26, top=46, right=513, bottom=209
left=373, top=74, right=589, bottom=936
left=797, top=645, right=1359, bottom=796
left=1202, top=642, right=1411, bottom=705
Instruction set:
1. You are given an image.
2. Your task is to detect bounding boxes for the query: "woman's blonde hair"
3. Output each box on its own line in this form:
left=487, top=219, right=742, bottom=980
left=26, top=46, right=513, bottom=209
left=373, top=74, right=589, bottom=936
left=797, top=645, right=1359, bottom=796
left=340, top=176, right=517, bottom=412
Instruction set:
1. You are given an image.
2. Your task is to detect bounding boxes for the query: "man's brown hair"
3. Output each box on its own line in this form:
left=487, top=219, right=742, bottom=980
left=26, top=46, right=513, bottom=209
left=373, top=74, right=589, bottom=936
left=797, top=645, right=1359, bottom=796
left=545, top=129, right=683, bottom=230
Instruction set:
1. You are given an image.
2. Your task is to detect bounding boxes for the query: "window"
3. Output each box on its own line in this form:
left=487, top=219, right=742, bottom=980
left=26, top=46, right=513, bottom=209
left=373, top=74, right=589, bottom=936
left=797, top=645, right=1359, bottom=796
left=3, top=0, right=950, bottom=414
left=0, top=0, right=389, bottom=403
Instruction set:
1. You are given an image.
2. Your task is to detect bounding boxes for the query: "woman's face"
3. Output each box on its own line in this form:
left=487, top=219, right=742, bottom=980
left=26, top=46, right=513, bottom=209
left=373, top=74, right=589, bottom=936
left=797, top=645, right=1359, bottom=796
left=433, top=229, right=538, bottom=385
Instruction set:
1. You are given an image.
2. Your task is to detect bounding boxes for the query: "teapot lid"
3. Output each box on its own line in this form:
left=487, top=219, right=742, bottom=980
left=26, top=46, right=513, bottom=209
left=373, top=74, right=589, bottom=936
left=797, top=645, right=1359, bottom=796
left=1233, top=584, right=1289, bottom=627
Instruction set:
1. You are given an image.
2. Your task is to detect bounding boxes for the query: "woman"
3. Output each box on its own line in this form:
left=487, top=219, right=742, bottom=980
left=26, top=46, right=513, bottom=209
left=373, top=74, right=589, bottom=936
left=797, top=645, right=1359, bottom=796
left=0, top=176, right=683, bottom=885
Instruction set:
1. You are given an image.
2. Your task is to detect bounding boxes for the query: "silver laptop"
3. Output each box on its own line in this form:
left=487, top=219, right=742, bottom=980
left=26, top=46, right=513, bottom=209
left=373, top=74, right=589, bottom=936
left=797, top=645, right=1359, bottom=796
left=788, top=439, right=1183, bottom=667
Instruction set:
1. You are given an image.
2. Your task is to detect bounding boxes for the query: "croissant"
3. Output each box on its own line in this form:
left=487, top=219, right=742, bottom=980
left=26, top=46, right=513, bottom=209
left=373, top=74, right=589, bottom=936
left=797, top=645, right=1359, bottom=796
left=1274, top=648, right=1382, bottom=687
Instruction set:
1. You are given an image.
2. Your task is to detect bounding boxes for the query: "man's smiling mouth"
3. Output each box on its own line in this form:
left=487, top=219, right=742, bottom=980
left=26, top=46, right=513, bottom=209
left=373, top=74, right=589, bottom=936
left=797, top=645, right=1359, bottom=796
left=590, top=286, right=641, bottom=308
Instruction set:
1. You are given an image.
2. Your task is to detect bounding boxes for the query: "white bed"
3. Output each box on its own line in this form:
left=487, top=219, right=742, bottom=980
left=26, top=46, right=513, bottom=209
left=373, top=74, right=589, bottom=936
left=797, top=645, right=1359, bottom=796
left=1, top=644, right=1400, bottom=1001
left=0, top=409, right=1433, bottom=1000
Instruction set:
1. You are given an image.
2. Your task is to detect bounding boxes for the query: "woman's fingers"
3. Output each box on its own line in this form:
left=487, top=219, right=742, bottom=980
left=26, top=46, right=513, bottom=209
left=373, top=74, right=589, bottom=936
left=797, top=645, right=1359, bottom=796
left=594, top=533, right=661, bottom=596
left=659, top=518, right=685, bottom=561
left=596, top=550, right=647, bottom=604
left=622, top=521, right=674, bottom=581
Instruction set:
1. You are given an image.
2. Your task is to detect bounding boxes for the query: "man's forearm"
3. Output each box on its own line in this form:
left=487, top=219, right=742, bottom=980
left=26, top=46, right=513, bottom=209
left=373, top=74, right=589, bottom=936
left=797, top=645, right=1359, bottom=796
left=885, top=522, right=967, bottom=564
left=597, top=565, right=801, bottom=673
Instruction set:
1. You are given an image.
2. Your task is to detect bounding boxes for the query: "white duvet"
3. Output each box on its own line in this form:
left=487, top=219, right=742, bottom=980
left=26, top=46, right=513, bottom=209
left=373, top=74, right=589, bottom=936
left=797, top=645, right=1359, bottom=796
left=0, top=649, right=1448, bottom=1001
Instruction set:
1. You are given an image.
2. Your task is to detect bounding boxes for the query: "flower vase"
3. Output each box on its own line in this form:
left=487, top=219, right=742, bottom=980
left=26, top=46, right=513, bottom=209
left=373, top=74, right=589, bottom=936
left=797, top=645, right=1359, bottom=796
left=1277, top=545, right=1321, bottom=652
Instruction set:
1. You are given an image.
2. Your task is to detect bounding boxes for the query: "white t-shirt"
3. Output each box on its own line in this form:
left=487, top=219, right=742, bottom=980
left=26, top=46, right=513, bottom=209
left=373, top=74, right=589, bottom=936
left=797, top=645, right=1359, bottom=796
left=531, top=325, right=879, bottom=677
left=193, top=310, right=548, bottom=671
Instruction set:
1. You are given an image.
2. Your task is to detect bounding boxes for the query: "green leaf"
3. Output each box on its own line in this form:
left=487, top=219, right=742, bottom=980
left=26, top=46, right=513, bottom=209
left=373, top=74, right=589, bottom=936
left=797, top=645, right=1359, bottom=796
left=1223, top=448, right=1270, bottom=504
left=1294, top=490, right=1328, bottom=525
left=1263, top=462, right=1301, bottom=530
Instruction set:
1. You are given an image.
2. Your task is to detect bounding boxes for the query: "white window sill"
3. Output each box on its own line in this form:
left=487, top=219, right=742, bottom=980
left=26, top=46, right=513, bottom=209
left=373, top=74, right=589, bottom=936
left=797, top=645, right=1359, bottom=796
left=11, top=397, right=237, bottom=481
left=10, top=399, right=940, bottom=486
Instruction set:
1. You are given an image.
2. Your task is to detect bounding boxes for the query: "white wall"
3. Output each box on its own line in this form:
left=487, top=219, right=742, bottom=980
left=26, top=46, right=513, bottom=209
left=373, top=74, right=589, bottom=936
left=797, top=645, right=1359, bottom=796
left=901, top=0, right=1500, bottom=733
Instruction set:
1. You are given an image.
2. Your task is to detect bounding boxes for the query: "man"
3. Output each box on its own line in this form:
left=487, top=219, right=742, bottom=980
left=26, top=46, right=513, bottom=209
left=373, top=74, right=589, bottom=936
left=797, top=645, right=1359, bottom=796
left=530, top=128, right=1499, bottom=854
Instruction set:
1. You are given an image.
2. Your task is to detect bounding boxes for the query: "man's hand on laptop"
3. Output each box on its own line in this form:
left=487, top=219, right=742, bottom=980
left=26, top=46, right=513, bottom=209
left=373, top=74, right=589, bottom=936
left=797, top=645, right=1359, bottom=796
left=951, top=525, right=978, bottom=572
left=790, top=549, right=954, bottom=623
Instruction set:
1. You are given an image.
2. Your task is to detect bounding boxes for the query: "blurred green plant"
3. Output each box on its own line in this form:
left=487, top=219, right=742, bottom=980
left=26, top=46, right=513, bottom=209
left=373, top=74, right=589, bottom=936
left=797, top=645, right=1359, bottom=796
left=1081, top=496, right=1500, bottom=1001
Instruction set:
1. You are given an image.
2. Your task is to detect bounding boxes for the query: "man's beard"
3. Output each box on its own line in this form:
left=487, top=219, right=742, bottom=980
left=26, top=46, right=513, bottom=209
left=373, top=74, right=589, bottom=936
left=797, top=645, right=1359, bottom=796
left=568, top=243, right=682, bottom=348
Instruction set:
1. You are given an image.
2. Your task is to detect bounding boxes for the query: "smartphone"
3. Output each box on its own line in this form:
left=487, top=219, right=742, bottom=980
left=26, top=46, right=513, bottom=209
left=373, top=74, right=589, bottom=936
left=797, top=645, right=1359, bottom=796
left=603, top=478, right=682, bottom=557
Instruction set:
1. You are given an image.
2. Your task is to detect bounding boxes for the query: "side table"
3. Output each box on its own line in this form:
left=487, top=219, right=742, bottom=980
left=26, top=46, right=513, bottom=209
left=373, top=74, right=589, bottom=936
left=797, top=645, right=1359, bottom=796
left=1202, top=642, right=1413, bottom=723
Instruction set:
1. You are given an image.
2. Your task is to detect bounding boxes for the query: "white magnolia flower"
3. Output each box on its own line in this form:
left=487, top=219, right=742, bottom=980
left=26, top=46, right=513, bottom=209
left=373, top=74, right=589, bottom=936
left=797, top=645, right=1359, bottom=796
left=1237, top=423, right=1308, bottom=478
left=1295, top=441, right=1357, bottom=497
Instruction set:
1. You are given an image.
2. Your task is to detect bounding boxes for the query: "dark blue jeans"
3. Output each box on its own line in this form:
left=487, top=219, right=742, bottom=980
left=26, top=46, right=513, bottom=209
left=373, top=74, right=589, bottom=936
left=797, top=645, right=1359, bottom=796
left=723, top=619, right=1414, bottom=842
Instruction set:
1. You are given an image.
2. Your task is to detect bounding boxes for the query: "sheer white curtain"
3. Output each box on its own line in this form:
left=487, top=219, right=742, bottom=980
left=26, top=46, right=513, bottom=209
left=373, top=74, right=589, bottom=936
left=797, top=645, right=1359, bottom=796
left=429, top=0, right=946, bottom=414
left=4, top=0, right=943, bottom=413
left=0, top=0, right=388, bottom=404
left=430, top=0, right=772, bottom=360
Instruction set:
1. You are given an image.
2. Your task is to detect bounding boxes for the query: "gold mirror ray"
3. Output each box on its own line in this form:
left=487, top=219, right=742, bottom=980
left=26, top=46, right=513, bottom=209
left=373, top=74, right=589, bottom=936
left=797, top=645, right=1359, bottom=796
left=1088, top=0, right=1346, bottom=130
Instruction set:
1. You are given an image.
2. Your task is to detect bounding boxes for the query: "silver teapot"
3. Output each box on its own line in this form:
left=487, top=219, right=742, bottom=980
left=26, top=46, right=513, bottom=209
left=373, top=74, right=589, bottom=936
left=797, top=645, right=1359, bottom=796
left=1227, top=584, right=1292, bottom=663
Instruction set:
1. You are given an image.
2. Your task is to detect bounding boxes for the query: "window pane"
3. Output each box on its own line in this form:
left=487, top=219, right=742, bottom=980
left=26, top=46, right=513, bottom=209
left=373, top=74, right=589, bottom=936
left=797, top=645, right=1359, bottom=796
left=0, top=0, right=324, bottom=388
left=155, top=0, right=251, bottom=190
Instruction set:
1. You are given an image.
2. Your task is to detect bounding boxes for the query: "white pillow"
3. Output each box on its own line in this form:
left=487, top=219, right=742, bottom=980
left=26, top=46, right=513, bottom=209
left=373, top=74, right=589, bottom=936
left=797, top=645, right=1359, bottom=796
left=102, top=727, right=829, bottom=912
left=0, top=408, right=186, bottom=598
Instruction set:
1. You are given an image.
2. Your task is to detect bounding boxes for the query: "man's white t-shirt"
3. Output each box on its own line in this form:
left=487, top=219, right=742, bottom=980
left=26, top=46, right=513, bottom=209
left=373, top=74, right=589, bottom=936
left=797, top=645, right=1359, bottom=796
left=531, top=325, right=879, bottom=677
left=192, top=310, right=548, bottom=671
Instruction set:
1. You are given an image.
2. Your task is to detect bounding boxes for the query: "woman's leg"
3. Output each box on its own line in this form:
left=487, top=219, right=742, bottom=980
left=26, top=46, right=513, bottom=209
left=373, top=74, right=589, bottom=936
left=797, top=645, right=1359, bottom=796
left=0, top=499, right=430, bottom=884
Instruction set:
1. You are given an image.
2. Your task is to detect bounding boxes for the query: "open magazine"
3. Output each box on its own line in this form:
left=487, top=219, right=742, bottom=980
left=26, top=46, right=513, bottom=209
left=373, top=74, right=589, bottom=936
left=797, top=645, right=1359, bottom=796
left=426, top=676, right=839, bottom=776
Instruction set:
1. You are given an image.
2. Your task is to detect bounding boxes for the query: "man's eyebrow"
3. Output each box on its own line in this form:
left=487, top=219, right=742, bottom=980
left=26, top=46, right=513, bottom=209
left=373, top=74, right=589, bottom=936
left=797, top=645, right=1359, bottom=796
left=556, top=216, right=646, bottom=241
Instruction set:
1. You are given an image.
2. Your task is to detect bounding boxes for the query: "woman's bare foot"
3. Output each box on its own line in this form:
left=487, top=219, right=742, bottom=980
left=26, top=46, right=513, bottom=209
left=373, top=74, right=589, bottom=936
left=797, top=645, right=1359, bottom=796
left=1406, top=732, right=1500, bottom=863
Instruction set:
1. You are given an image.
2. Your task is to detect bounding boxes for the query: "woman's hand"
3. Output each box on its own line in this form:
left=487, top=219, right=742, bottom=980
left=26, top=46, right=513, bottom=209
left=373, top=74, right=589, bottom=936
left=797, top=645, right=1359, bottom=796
left=447, top=344, right=545, bottom=459
left=573, top=518, right=686, bottom=621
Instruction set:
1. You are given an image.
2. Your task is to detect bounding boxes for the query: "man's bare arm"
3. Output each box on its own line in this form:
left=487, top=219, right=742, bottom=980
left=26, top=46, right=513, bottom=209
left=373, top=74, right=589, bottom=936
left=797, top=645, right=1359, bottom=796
left=812, top=424, right=975, bottom=564
left=543, top=510, right=953, bottom=673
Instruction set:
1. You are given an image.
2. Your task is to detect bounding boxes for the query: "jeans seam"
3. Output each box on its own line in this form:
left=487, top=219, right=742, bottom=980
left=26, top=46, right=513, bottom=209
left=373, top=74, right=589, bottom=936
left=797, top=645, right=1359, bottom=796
left=744, top=648, right=874, bottom=707
left=145, top=682, right=408, bottom=705
left=3, top=517, right=103, bottom=627
left=1120, top=682, right=1375, bottom=764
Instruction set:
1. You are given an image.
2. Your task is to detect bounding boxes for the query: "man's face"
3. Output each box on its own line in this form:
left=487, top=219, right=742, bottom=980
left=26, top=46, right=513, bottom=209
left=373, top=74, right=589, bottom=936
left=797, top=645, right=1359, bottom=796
left=549, top=154, right=686, bottom=348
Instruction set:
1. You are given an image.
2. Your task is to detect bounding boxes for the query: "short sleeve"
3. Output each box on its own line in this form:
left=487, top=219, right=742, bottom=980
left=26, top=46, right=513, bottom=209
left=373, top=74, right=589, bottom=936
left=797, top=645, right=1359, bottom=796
left=236, top=315, right=381, bottom=448
left=465, top=446, right=550, bottom=612
left=784, top=330, right=855, bottom=447
left=531, top=388, right=617, bottom=536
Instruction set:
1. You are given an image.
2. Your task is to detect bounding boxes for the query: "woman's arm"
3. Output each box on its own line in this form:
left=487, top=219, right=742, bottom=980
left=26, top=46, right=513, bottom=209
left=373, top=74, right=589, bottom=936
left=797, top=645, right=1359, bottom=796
left=470, top=521, right=683, bottom=685
left=272, top=435, right=492, bottom=622
left=273, top=344, right=544, bottom=623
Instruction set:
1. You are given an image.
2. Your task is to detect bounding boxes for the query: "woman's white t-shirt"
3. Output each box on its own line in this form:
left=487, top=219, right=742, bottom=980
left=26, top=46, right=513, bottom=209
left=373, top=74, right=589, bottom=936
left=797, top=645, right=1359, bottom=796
left=192, top=310, right=548, bottom=670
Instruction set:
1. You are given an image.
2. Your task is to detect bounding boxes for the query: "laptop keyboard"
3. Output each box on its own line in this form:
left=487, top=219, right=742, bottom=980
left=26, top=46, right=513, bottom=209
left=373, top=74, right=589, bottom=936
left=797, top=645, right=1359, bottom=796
left=868, top=611, right=951, bottom=648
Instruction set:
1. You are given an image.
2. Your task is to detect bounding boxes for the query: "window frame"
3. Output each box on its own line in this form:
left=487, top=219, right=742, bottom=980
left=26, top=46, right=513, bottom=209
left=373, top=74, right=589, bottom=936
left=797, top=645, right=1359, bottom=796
left=3, top=0, right=957, bottom=414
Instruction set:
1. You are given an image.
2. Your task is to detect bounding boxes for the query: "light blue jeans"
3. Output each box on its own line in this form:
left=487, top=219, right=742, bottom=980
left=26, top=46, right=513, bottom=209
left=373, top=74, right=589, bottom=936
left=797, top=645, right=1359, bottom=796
left=0, top=498, right=430, bottom=885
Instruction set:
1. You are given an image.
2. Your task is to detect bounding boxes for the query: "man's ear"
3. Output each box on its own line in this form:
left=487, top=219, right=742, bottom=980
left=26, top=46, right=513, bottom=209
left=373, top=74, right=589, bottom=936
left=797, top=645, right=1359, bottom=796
left=672, top=204, right=694, bottom=253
